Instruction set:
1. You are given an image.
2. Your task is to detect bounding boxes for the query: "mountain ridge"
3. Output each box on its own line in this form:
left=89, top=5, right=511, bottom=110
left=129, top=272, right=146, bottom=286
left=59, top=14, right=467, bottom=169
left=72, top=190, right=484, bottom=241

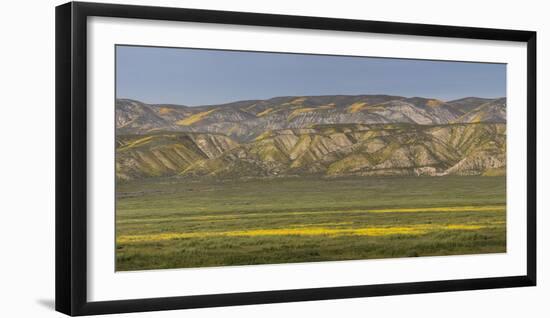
left=116, top=95, right=506, bottom=141
left=115, top=95, right=506, bottom=181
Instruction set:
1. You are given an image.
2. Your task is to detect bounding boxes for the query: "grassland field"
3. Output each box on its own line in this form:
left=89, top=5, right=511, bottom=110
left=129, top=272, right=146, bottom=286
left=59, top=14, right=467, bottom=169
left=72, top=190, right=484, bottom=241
left=116, top=176, right=506, bottom=271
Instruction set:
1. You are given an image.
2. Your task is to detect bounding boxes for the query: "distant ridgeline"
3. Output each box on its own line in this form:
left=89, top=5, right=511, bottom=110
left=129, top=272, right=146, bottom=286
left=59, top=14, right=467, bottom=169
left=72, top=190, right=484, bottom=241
left=115, top=95, right=506, bottom=180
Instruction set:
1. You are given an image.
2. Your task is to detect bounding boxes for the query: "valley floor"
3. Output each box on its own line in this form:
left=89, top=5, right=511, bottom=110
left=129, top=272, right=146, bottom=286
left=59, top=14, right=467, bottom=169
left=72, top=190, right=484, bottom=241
left=115, top=176, right=506, bottom=271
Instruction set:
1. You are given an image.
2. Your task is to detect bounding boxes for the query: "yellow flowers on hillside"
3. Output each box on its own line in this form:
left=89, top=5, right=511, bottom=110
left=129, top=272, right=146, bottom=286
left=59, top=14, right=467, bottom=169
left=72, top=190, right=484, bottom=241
left=177, top=109, right=217, bottom=126
left=118, top=136, right=154, bottom=151
left=158, top=107, right=175, bottom=115
left=256, top=108, right=273, bottom=117
left=426, top=99, right=444, bottom=108
left=348, top=102, right=368, bottom=113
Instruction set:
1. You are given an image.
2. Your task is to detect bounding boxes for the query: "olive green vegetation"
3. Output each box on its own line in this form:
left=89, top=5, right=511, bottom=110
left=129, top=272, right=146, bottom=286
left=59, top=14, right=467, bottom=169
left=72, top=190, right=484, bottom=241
left=116, top=123, right=506, bottom=180
left=116, top=176, right=506, bottom=271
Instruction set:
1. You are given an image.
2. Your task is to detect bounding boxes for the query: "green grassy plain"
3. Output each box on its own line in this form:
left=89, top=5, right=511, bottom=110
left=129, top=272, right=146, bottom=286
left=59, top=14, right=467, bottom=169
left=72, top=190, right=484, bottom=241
left=115, top=176, right=506, bottom=271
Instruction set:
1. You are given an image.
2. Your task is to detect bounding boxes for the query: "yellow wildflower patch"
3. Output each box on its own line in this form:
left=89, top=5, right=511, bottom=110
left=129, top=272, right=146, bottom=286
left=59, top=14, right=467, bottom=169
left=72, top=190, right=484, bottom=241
left=116, top=223, right=488, bottom=244
left=118, top=136, right=154, bottom=151
left=256, top=108, right=273, bottom=117
left=254, top=130, right=273, bottom=141
left=444, top=224, right=484, bottom=230
left=158, top=107, right=175, bottom=115
left=242, top=103, right=258, bottom=111
left=426, top=99, right=444, bottom=107
left=348, top=102, right=368, bottom=113
left=281, top=97, right=306, bottom=106
left=176, top=109, right=217, bottom=126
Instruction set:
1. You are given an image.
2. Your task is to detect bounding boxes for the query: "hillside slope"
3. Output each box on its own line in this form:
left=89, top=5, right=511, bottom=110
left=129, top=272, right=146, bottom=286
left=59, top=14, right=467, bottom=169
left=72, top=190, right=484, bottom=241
left=116, top=123, right=506, bottom=180
left=116, top=95, right=506, bottom=140
left=115, top=95, right=506, bottom=180
left=116, top=132, right=238, bottom=180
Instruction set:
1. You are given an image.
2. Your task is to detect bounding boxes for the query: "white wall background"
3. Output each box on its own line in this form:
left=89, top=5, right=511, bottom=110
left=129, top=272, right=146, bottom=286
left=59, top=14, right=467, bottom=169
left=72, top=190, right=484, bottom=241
left=0, top=0, right=547, bottom=316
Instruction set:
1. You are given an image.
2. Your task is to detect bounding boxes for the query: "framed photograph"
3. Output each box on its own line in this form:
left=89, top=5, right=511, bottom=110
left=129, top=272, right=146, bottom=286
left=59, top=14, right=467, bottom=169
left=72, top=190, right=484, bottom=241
left=55, top=1, right=536, bottom=316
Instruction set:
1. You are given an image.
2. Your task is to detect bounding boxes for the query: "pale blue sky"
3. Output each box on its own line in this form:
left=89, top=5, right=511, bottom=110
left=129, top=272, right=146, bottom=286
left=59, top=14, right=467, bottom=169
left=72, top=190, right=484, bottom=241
left=116, top=45, right=506, bottom=106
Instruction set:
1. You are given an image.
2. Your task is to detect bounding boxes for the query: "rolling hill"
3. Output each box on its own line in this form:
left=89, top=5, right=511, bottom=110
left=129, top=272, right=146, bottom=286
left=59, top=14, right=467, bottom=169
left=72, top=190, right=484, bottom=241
left=115, top=95, right=506, bottom=180
left=116, top=95, right=506, bottom=140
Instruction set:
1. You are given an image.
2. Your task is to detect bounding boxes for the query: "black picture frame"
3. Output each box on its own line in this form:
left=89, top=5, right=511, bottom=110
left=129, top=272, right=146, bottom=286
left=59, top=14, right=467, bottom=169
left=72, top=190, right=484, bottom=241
left=55, top=1, right=537, bottom=316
